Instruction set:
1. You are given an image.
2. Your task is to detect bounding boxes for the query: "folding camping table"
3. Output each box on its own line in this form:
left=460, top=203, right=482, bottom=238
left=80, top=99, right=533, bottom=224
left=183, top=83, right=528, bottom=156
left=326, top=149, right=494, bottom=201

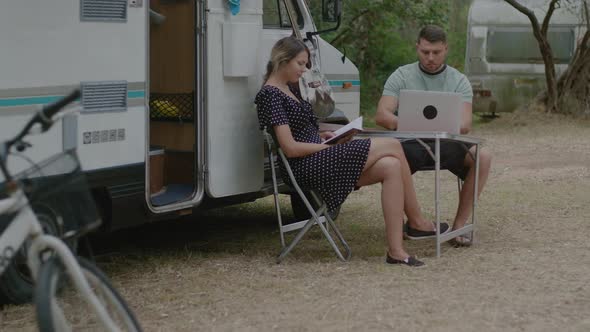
left=359, top=130, right=483, bottom=257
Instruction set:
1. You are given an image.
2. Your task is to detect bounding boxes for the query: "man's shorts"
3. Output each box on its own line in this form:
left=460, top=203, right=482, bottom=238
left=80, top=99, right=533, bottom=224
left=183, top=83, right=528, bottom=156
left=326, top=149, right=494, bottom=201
left=401, top=139, right=474, bottom=180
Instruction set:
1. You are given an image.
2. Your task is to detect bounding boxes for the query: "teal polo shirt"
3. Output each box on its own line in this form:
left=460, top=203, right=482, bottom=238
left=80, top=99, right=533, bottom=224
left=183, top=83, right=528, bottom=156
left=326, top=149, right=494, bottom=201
left=383, top=62, right=473, bottom=104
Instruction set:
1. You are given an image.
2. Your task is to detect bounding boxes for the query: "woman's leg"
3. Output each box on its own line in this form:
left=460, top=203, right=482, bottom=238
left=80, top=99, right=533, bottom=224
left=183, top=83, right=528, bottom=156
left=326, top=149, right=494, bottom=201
left=357, top=155, right=408, bottom=260
left=362, top=138, right=433, bottom=232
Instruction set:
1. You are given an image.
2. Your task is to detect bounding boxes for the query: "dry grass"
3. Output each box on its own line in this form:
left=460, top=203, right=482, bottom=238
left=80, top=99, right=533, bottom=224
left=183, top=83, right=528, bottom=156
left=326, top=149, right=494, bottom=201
left=1, top=114, right=590, bottom=331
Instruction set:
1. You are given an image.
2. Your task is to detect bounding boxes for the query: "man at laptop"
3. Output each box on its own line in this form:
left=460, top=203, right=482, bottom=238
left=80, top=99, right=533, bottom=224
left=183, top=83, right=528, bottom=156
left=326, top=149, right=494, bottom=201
left=375, top=24, right=492, bottom=246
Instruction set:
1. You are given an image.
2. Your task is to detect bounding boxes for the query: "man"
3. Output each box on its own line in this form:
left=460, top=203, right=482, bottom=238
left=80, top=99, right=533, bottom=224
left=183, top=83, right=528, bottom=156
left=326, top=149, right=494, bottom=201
left=375, top=25, right=492, bottom=246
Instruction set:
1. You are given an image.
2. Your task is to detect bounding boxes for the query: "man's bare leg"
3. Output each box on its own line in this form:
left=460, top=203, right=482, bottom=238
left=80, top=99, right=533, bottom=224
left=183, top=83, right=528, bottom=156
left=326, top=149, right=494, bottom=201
left=452, top=146, right=492, bottom=231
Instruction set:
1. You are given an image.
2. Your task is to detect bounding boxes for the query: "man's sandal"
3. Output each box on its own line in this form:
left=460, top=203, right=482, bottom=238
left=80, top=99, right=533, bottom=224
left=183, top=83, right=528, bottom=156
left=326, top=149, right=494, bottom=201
left=449, top=234, right=473, bottom=247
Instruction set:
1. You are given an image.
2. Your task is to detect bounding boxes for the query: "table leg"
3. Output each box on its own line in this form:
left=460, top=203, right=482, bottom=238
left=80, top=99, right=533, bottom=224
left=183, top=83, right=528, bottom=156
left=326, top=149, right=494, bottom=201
left=472, top=143, right=480, bottom=243
left=435, top=138, right=441, bottom=258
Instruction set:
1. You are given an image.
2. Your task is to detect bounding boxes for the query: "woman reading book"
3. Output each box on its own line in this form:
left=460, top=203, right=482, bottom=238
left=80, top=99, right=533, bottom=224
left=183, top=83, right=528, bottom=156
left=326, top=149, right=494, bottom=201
left=255, top=36, right=444, bottom=267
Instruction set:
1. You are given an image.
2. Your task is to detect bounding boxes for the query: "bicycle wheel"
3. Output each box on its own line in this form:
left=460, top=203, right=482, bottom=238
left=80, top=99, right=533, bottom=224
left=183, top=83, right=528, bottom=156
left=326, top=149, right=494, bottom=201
left=35, top=256, right=142, bottom=332
left=0, top=203, right=78, bottom=305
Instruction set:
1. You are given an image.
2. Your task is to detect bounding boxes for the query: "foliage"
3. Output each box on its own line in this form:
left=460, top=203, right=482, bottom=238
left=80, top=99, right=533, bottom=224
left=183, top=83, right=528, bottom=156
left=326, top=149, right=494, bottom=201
left=309, top=0, right=472, bottom=120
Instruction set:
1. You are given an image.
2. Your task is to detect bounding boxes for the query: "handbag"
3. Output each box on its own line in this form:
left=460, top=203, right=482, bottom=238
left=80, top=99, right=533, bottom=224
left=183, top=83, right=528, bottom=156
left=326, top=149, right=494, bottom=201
left=283, top=0, right=336, bottom=118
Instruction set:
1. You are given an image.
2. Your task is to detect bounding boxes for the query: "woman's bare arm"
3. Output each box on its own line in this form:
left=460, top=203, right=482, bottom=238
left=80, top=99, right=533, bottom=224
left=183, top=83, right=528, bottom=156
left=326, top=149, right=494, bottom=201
left=274, top=124, right=329, bottom=158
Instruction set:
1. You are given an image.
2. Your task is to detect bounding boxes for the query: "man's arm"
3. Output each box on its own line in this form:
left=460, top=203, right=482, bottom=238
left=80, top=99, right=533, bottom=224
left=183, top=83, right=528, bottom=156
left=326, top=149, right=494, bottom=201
left=375, top=95, right=399, bottom=130
left=460, top=102, right=472, bottom=135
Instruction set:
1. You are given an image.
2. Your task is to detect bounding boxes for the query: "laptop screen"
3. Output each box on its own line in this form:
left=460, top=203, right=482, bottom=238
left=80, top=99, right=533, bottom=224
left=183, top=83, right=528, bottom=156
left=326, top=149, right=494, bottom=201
left=396, top=90, right=462, bottom=134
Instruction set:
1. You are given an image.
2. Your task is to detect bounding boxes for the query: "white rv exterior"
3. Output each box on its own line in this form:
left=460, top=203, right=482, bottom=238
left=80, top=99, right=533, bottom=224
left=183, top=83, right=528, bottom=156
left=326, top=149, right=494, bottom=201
left=0, top=0, right=359, bottom=304
left=0, top=0, right=359, bottom=218
left=465, top=0, right=586, bottom=114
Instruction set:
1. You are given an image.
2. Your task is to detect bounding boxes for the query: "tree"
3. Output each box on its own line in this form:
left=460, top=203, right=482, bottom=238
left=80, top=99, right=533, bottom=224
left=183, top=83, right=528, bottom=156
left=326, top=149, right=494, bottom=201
left=307, top=0, right=472, bottom=117
left=504, top=0, right=590, bottom=114
left=318, top=0, right=451, bottom=111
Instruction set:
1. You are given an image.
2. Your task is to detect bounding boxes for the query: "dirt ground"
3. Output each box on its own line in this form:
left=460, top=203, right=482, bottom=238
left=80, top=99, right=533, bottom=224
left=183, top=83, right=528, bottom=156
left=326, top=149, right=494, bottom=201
left=1, top=112, right=589, bottom=332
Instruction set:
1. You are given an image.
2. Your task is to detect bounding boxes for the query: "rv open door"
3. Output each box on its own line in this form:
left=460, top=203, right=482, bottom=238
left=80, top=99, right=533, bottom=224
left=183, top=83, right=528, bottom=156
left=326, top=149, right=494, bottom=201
left=204, top=1, right=265, bottom=198
left=146, top=0, right=206, bottom=212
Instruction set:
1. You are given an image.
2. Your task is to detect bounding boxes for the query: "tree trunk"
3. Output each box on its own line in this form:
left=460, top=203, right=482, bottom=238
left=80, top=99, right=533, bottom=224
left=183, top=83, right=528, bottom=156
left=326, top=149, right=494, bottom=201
left=504, top=0, right=560, bottom=112
left=556, top=1, right=590, bottom=115
left=557, top=31, right=590, bottom=114
left=538, top=39, right=559, bottom=112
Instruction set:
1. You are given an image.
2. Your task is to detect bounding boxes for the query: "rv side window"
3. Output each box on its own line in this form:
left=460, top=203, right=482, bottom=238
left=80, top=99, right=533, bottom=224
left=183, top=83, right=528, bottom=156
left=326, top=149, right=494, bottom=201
left=486, top=27, right=575, bottom=64
left=263, top=0, right=304, bottom=29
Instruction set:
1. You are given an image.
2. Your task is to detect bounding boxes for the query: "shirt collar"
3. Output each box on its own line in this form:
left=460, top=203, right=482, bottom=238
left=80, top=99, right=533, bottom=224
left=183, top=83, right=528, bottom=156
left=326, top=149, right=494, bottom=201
left=418, top=63, right=447, bottom=76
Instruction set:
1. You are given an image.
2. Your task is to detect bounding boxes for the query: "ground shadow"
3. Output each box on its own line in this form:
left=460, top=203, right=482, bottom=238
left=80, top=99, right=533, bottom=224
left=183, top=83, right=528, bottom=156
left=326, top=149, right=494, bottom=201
left=88, top=201, right=293, bottom=259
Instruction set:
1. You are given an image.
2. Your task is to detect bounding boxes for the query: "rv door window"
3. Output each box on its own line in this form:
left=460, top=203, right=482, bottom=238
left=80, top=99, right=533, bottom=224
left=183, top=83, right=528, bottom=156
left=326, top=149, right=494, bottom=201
left=263, top=0, right=303, bottom=29
left=486, top=27, right=574, bottom=64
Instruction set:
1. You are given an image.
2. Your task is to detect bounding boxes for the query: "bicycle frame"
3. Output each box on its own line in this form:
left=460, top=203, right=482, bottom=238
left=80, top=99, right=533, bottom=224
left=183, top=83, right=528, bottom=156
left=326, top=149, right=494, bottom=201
left=0, top=89, right=127, bottom=330
left=0, top=183, right=123, bottom=331
left=0, top=189, right=40, bottom=276
left=0, top=103, right=83, bottom=276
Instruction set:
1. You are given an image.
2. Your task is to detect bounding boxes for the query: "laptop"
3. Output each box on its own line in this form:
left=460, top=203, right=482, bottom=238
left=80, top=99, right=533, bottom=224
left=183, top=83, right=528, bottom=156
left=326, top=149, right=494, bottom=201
left=397, top=90, right=462, bottom=134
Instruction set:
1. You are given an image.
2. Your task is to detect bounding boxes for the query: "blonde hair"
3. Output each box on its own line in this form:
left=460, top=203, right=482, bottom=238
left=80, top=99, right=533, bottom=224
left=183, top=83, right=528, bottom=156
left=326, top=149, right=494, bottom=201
left=263, top=36, right=311, bottom=84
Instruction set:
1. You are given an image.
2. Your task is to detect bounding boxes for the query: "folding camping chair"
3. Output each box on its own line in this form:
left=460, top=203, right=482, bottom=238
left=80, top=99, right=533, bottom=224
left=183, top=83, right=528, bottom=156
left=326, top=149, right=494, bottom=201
left=263, top=129, right=351, bottom=263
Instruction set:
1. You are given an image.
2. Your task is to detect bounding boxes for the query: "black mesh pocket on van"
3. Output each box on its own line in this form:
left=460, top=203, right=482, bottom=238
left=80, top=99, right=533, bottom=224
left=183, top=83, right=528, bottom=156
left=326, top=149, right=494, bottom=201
left=149, top=92, right=194, bottom=121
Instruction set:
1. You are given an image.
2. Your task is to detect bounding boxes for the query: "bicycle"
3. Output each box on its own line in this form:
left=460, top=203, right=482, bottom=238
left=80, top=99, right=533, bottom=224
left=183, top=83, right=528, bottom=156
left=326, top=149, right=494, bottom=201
left=0, top=89, right=142, bottom=331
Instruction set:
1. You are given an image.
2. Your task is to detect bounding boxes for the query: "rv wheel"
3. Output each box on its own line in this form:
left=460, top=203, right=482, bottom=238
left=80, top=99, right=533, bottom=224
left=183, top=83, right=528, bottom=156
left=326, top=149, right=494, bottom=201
left=290, top=192, right=340, bottom=221
left=0, top=204, right=77, bottom=304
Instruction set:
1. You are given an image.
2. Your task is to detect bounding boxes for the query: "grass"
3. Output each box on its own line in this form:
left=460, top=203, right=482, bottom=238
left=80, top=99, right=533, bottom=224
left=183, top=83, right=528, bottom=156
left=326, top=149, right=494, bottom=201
left=2, top=113, right=590, bottom=331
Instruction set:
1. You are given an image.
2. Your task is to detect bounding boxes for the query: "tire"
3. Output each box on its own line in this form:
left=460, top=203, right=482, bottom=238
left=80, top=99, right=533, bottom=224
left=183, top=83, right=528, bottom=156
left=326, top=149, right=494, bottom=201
left=290, top=191, right=340, bottom=221
left=35, top=256, right=142, bottom=332
left=0, top=204, right=77, bottom=305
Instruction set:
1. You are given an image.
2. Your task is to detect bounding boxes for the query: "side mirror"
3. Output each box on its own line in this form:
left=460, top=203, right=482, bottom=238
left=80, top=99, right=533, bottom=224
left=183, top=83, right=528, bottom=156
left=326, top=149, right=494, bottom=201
left=308, top=0, right=342, bottom=39
left=322, top=0, right=342, bottom=23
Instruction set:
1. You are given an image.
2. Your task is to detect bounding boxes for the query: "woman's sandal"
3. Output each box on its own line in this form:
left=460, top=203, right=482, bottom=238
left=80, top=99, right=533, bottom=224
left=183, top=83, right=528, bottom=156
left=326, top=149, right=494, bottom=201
left=449, top=234, right=473, bottom=247
left=386, top=254, right=425, bottom=267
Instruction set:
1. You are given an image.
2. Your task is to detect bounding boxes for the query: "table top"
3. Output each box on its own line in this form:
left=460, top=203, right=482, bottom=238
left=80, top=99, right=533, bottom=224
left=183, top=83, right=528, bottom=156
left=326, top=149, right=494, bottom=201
left=357, top=130, right=483, bottom=145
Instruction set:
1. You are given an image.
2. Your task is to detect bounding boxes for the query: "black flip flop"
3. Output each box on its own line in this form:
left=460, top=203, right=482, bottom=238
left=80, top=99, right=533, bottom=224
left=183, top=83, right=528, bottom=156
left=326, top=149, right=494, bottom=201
left=386, top=254, right=425, bottom=267
left=405, top=222, right=450, bottom=240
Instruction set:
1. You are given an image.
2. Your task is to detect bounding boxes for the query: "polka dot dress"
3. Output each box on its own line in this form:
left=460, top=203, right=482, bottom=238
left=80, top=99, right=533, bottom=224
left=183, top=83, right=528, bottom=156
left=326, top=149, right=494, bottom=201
left=255, top=85, right=371, bottom=211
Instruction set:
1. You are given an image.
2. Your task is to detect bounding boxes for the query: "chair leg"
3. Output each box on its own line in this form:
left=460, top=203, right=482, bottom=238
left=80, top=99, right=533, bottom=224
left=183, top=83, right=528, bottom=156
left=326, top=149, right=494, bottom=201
left=276, top=189, right=352, bottom=263
left=310, top=192, right=351, bottom=261
left=267, top=140, right=286, bottom=248
left=277, top=215, right=319, bottom=263
left=269, top=144, right=352, bottom=263
left=277, top=205, right=351, bottom=263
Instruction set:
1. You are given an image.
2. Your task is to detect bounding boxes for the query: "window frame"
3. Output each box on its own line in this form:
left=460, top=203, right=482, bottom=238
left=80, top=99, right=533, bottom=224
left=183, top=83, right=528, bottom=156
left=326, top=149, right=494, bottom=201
left=485, top=26, right=575, bottom=64
left=263, top=0, right=305, bottom=30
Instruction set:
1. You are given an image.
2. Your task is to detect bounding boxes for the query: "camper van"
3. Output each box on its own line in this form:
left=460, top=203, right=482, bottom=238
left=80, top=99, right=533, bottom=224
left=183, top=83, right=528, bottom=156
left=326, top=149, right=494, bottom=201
left=465, top=0, right=586, bottom=115
left=0, top=0, right=359, bottom=303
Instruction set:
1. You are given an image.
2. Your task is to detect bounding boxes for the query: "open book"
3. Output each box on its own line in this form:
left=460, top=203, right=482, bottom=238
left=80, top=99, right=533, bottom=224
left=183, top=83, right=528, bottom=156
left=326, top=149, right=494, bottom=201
left=323, top=116, right=363, bottom=144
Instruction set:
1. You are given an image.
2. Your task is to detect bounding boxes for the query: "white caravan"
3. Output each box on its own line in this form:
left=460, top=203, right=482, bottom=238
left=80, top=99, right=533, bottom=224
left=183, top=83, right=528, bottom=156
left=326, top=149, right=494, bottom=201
left=0, top=0, right=359, bottom=303
left=465, top=0, right=586, bottom=115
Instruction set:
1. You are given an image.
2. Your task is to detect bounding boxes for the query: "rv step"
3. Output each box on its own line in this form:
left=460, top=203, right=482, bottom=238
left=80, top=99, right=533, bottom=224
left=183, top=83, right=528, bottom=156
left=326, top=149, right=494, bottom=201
left=151, top=183, right=193, bottom=206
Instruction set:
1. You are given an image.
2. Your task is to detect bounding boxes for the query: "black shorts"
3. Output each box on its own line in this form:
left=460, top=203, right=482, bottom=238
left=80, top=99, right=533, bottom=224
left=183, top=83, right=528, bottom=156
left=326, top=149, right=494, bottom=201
left=401, top=140, right=474, bottom=180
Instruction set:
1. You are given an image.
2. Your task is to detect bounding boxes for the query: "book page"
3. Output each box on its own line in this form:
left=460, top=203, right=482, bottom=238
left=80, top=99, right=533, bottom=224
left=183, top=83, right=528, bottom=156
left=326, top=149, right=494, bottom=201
left=323, top=116, right=363, bottom=144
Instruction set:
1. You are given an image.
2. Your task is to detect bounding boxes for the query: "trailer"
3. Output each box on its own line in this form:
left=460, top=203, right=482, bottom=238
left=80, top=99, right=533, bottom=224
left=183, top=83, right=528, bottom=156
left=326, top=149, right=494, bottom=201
left=465, top=0, right=586, bottom=115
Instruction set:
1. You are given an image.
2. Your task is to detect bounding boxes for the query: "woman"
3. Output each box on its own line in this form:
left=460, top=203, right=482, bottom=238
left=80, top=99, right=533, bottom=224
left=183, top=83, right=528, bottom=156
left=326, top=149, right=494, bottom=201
left=255, top=36, right=442, bottom=267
